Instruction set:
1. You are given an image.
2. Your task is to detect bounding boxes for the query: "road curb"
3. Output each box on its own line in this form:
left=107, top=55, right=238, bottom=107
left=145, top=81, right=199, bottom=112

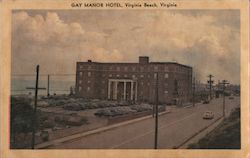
left=35, top=110, right=170, bottom=149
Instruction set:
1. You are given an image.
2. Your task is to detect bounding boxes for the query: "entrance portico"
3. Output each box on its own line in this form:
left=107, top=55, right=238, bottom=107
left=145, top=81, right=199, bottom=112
left=108, top=79, right=137, bottom=101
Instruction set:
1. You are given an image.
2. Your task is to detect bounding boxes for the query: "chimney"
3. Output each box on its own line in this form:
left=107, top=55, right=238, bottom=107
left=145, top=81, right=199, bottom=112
left=87, top=60, right=92, bottom=62
left=139, top=56, right=149, bottom=64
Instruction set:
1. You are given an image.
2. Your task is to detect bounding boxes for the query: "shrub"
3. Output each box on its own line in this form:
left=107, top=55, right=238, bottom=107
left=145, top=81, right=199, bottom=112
left=42, top=120, right=55, bottom=128
left=54, top=116, right=61, bottom=122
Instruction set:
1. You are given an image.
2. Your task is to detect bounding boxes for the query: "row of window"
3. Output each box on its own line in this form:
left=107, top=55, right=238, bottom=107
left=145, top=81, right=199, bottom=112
left=78, top=79, right=168, bottom=85
left=79, top=72, right=169, bottom=79
left=79, top=64, right=192, bottom=73
left=78, top=86, right=171, bottom=94
left=78, top=86, right=90, bottom=92
left=79, top=65, right=171, bottom=72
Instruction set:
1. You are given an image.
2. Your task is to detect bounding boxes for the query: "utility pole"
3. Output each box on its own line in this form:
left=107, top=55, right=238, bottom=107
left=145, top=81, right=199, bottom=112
left=192, top=77, right=195, bottom=107
left=221, top=80, right=229, bottom=117
left=31, top=65, right=39, bottom=149
left=26, top=65, right=46, bottom=149
left=154, top=72, right=159, bottom=149
left=47, top=74, right=50, bottom=97
left=207, top=74, right=214, bottom=100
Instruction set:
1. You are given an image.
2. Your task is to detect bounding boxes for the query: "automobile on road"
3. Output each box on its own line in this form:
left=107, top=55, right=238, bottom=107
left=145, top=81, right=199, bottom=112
left=203, top=111, right=214, bottom=119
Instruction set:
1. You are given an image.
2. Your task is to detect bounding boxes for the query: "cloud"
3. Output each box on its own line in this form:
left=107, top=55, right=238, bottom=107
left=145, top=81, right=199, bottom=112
left=12, top=10, right=240, bottom=84
left=13, top=12, right=85, bottom=44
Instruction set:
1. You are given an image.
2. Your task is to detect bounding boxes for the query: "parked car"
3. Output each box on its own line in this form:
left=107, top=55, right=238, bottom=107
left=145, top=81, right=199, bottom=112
left=203, top=111, right=214, bottom=119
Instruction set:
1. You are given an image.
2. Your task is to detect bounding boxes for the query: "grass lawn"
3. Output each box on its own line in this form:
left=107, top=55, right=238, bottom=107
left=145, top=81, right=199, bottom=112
left=188, top=107, right=240, bottom=149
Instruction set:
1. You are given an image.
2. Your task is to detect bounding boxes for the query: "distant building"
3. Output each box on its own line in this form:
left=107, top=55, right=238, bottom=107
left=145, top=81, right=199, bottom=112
left=75, top=56, right=192, bottom=105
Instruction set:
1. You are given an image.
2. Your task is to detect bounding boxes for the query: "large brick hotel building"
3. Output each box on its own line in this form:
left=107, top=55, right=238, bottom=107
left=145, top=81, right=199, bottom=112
left=75, top=56, right=193, bottom=105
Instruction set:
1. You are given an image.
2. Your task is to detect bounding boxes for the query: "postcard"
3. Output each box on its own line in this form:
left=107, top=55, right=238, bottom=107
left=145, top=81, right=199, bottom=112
left=0, top=0, right=249, bottom=158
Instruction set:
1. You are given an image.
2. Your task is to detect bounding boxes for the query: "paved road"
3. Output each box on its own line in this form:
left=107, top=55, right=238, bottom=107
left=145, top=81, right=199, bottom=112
left=49, top=97, right=240, bottom=149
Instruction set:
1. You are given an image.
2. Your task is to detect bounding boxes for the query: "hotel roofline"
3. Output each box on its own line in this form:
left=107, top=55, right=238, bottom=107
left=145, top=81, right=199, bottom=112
left=76, top=60, right=192, bottom=69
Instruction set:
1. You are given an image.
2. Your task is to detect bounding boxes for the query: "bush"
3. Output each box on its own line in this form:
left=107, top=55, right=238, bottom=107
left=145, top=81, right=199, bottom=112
left=54, top=116, right=62, bottom=122
left=40, top=115, right=48, bottom=122
left=95, top=106, right=139, bottom=117
left=42, top=120, right=55, bottom=128
left=11, top=96, right=34, bottom=146
left=64, top=116, right=88, bottom=126
left=63, top=103, right=81, bottom=111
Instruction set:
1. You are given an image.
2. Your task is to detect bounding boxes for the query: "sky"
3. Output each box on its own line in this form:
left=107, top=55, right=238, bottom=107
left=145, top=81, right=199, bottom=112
left=11, top=10, right=240, bottom=84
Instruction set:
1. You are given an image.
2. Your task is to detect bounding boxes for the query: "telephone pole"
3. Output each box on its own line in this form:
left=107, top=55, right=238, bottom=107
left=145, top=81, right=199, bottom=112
left=31, top=65, right=39, bottom=149
left=192, top=77, right=195, bottom=107
left=47, top=74, right=50, bottom=97
left=154, top=72, right=159, bottom=149
left=207, top=74, right=214, bottom=100
left=26, top=65, right=46, bottom=149
left=221, top=80, right=229, bottom=117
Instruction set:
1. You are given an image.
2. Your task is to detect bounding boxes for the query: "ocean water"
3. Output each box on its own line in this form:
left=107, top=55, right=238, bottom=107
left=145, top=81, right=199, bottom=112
left=11, top=79, right=75, bottom=96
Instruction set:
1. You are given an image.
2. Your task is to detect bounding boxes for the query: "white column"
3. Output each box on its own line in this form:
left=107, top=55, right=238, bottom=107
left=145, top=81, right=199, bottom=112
left=108, top=80, right=111, bottom=100
left=130, top=81, right=134, bottom=101
left=123, top=82, right=127, bottom=100
left=114, top=81, right=118, bottom=100
left=113, top=81, right=115, bottom=100
left=135, top=82, right=138, bottom=101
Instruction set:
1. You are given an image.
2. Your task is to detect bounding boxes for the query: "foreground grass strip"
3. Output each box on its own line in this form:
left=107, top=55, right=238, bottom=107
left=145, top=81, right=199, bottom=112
left=188, top=108, right=240, bottom=149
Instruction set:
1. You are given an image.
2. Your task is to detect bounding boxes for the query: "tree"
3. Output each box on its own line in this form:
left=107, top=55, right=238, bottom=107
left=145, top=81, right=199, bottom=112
left=10, top=97, right=34, bottom=148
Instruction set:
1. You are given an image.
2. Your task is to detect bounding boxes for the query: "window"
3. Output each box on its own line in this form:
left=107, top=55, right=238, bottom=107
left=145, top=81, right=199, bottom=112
left=102, top=74, right=106, bottom=77
left=140, top=66, right=144, bottom=72
left=165, top=66, right=168, bottom=71
left=88, top=66, right=92, bottom=69
left=109, top=74, right=112, bottom=77
left=79, top=86, right=82, bottom=92
left=87, top=80, right=91, bottom=84
left=124, top=74, right=128, bottom=77
left=87, top=87, right=90, bottom=91
left=132, top=67, right=136, bottom=71
left=117, top=67, right=120, bottom=71
left=124, top=67, right=128, bottom=71
left=148, top=74, right=151, bottom=78
left=164, top=90, right=168, bottom=94
left=154, top=73, right=157, bottom=79
left=147, top=82, right=150, bottom=86
left=88, top=72, right=91, bottom=77
left=140, top=74, right=144, bottom=78
left=164, top=73, right=169, bottom=79
left=102, top=81, right=105, bottom=84
left=154, top=66, right=158, bottom=71
left=79, top=72, right=83, bottom=76
left=116, top=74, right=120, bottom=77
left=79, top=80, right=82, bottom=84
left=132, top=75, right=136, bottom=78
